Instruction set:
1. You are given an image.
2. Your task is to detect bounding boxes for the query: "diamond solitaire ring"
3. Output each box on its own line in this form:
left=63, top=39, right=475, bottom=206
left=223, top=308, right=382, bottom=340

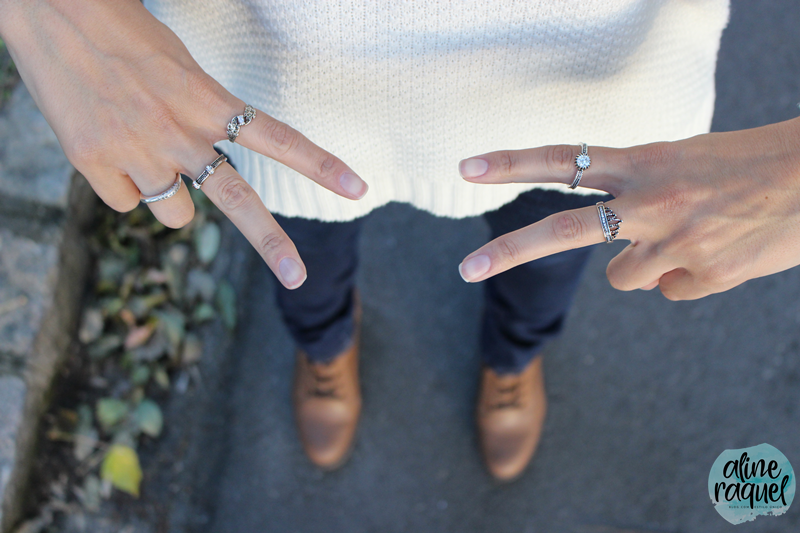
left=596, top=201, right=622, bottom=243
left=141, top=174, right=182, bottom=204
left=192, top=154, right=228, bottom=190
left=569, top=142, right=591, bottom=189
left=227, top=104, right=256, bottom=143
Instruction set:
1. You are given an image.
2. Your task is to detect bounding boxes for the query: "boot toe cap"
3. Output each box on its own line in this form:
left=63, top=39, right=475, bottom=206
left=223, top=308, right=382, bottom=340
left=297, top=401, right=359, bottom=469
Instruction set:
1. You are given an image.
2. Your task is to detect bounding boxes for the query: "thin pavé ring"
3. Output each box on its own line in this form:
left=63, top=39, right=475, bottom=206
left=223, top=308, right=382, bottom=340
left=140, top=174, right=182, bottom=204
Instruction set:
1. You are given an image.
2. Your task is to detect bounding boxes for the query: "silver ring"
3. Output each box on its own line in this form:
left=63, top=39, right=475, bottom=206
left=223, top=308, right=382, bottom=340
left=596, top=202, right=622, bottom=243
left=569, top=142, right=591, bottom=189
left=140, top=174, right=182, bottom=204
left=227, top=104, right=256, bottom=143
left=192, top=154, right=228, bottom=190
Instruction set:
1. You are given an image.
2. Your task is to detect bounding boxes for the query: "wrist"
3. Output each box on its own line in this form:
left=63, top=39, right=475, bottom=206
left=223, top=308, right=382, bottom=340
left=0, top=0, right=53, bottom=46
left=0, top=0, right=26, bottom=40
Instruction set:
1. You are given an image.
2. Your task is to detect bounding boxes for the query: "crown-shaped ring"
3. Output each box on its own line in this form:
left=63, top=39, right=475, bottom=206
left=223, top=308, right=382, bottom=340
left=596, top=202, right=622, bottom=243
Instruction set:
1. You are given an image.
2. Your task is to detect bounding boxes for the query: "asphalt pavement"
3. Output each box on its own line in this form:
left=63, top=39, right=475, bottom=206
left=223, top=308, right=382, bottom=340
left=195, top=2, right=800, bottom=532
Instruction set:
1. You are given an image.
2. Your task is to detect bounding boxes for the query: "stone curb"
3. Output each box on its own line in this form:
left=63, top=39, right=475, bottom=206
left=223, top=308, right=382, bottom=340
left=0, top=83, right=95, bottom=533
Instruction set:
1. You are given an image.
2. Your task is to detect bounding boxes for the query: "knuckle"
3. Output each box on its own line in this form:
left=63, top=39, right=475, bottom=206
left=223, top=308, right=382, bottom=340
left=544, top=145, right=575, bottom=176
left=652, top=184, right=690, bottom=217
left=262, top=120, right=300, bottom=157
left=184, top=70, right=227, bottom=109
left=551, top=212, right=586, bottom=245
left=498, top=151, right=517, bottom=177
left=606, top=264, right=631, bottom=291
left=629, top=142, right=676, bottom=173
left=315, top=153, right=338, bottom=181
left=659, top=284, right=684, bottom=301
left=657, top=236, right=685, bottom=260
left=162, top=205, right=195, bottom=229
left=67, top=135, right=103, bottom=168
left=701, top=260, right=741, bottom=287
left=497, top=237, right=521, bottom=263
left=216, top=174, right=254, bottom=211
left=148, top=104, right=182, bottom=138
left=112, top=197, right=140, bottom=213
left=660, top=228, right=709, bottom=264
left=258, top=232, right=285, bottom=256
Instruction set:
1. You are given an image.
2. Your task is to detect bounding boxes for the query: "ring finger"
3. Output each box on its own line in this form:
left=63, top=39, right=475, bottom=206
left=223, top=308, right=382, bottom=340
left=136, top=172, right=196, bottom=229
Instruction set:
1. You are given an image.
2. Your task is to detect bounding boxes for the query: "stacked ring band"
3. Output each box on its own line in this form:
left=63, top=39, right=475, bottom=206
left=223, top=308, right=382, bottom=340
left=227, top=104, right=256, bottom=143
left=141, top=174, right=182, bottom=204
left=596, top=202, right=622, bottom=243
left=569, top=142, right=591, bottom=189
left=192, top=154, right=228, bottom=190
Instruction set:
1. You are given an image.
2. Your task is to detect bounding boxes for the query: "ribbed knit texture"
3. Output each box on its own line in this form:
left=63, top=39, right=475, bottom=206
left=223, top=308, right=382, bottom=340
left=145, top=0, right=730, bottom=221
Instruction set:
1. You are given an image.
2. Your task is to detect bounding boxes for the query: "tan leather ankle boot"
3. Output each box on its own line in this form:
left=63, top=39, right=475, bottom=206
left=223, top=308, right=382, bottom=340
left=293, top=303, right=362, bottom=470
left=476, top=356, right=547, bottom=481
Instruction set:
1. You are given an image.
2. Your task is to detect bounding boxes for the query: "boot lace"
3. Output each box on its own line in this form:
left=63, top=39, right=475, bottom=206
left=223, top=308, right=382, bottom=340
left=309, top=365, right=342, bottom=399
left=489, top=380, right=522, bottom=410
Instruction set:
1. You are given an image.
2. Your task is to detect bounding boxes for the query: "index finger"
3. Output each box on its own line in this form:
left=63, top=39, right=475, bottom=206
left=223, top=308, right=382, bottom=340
left=459, top=144, right=633, bottom=196
left=234, top=108, right=369, bottom=200
left=459, top=202, right=626, bottom=283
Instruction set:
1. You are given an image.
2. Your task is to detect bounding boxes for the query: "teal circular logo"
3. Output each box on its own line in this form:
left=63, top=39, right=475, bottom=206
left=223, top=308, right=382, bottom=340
left=708, top=443, right=795, bottom=525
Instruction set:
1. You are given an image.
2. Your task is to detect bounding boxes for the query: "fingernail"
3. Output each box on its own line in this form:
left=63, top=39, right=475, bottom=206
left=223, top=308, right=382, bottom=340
left=459, top=158, right=489, bottom=179
left=279, top=257, right=306, bottom=288
left=339, top=172, right=368, bottom=199
left=458, top=254, right=491, bottom=282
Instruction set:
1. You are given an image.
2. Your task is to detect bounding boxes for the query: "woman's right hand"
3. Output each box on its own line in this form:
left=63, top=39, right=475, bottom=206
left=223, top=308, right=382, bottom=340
left=0, top=0, right=368, bottom=289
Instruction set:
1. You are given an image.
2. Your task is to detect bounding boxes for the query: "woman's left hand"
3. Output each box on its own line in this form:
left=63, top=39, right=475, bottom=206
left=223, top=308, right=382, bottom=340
left=457, top=117, right=800, bottom=300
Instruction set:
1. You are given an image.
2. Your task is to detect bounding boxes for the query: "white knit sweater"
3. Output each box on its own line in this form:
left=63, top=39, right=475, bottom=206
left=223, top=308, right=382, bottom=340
left=145, top=0, right=730, bottom=221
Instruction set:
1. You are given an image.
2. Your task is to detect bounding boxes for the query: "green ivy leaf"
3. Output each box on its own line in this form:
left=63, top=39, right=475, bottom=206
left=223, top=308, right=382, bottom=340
left=185, top=269, right=217, bottom=303
left=154, top=310, right=186, bottom=359
left=96, top=398, right=128, bottom=431
left=192, top=302, right=216, bottom=324
left=127, top=292, right=168, bottom=320
left=181, top=333, right=203, bottom=367
left=216, top=280, right=237, bottom=331
left=73, top=427, right=98, bottom=463
left=153, top=366, right=170, bottom=390
left=130, top=365, right=151, bottom=386
left=194, top=222, right=221, bottom=264
left=100, top=297, right=125, bottom=317
left=133, top=399, right=164, bottom=438
left=98, top=256, right=127, bottom=287
left=88, top=334, right=123, bottom=360
left=77, top=475, right=102, bottom=512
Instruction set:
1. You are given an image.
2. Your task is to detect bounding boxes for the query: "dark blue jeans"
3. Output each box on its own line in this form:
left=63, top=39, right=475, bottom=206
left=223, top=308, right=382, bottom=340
left=273, top=189, right=607, bottom=374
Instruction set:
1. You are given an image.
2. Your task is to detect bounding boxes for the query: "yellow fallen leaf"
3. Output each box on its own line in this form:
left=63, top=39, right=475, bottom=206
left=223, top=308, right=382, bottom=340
left=101, top=445, right=142, bottom=497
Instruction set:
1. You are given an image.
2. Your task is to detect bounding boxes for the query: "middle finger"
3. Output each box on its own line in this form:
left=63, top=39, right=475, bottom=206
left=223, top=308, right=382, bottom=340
left=459, top=200, right=628, bottom=283
left=232, top=106, right=369, bottom=200
left=185, top=150, right=307, bottom=290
